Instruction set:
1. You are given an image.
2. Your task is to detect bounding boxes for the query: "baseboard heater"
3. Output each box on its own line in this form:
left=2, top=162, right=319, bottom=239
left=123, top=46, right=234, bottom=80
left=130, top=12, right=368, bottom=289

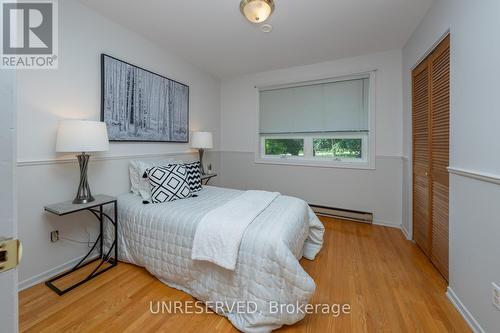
left=309, top=204, right=373, bottom=224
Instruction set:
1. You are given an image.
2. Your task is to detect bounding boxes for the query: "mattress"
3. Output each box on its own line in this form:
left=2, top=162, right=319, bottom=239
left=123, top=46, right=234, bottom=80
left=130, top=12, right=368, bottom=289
left=105, top=186, right=324, bottom=333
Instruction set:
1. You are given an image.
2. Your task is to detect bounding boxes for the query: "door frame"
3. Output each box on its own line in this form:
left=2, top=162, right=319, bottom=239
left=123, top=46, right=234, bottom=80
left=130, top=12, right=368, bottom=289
left=0, top=69, right=18, bottom=332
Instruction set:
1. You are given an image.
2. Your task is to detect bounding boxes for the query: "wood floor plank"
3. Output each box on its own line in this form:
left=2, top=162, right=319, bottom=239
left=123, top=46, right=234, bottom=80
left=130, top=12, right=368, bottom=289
left=19, top=217, right=471, bottom=332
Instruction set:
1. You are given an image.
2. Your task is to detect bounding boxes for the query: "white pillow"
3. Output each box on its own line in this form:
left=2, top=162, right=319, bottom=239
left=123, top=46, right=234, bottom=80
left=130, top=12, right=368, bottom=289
left=129, top=160, right=143, bottom=195
left=129, top=159, right=180, bottom=200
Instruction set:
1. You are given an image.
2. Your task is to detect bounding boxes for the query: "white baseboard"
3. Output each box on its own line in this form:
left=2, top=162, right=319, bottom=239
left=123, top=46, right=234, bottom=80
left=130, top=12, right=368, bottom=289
left=18, top=254, right=98, bottom=291
left=446, top=287, right=485, bottom=333
left=372, top=219, right=401, bottom=229
left=373, top=220, right=411, bottom=241
left=400, top=223, right=411, bottom=240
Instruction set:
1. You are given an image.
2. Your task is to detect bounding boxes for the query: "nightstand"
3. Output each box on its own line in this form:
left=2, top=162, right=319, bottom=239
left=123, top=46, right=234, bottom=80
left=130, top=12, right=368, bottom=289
left=44, top=194, right=118, bottom=295
left=201, top=173, right=217, bottom=185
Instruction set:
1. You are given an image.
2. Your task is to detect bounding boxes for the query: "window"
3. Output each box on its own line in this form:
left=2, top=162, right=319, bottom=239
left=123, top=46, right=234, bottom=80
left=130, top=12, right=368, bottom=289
left=258, top=73, right=374, bottom=168
left=313, top=138, right=362, bottom=159
left=264, top=138, right=304, bottom=156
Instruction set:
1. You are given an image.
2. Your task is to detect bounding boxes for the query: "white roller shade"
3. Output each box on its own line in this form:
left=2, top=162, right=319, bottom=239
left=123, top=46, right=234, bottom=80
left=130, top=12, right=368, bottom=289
left=259, top=78, right=369, bottom=134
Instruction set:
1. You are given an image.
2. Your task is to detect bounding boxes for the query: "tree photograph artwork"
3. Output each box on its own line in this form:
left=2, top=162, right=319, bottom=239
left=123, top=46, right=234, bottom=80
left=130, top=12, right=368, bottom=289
left=101, top=54, right=189, bottom=142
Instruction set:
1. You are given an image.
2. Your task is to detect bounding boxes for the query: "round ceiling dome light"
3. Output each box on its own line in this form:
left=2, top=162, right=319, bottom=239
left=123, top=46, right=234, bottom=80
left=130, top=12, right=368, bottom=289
left=240, top=0, right=275, bottom=23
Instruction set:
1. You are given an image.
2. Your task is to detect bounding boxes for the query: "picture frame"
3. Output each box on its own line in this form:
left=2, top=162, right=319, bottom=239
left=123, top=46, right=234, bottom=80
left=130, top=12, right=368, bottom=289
left=101, top=54, right=189, bottom=142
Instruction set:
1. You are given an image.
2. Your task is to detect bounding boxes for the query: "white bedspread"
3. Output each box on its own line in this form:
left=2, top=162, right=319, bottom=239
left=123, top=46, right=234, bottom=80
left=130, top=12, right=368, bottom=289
left=106, top=186, right=324, bottom=333
left=192, top=190, right=280, bottom=270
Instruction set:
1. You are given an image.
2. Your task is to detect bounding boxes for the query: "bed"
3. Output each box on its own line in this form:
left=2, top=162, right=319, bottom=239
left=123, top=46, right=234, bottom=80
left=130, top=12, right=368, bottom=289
left=106, top=185, right=324, bottom=333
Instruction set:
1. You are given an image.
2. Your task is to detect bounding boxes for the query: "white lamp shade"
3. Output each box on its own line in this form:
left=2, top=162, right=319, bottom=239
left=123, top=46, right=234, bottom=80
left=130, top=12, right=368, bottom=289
left=191, top=131, right=213, bottom=149
left=56, top=120, right=109, bottom=153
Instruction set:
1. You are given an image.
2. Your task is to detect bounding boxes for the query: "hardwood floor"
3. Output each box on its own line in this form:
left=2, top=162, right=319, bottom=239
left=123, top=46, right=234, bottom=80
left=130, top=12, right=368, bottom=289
left=19, top=217, right=470, bottom=332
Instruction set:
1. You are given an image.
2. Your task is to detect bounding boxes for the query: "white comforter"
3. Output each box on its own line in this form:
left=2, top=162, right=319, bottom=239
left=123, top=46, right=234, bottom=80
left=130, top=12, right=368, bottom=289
left=108, top=186, right=324, bottom=333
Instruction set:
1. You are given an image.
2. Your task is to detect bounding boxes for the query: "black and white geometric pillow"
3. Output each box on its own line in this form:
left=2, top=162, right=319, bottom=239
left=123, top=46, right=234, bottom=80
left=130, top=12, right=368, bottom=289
left=184, top=161, right=202, bottom=192
left=146, top=165, right=192, bottom=203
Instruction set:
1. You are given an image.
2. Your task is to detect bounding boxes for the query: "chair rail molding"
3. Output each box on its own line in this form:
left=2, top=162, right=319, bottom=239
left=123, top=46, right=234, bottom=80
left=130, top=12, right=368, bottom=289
left=448, top=166, right=500, bottom=186
left=17, top=151, right=199, bottom=167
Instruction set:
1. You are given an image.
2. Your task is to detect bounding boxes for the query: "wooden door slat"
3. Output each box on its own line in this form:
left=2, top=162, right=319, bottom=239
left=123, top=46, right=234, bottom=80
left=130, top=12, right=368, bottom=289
left=412, top=61, right=430, bottom=256
left=430, top=35, right=450, bottom=280
left=412, top=34, right=450, bottom=280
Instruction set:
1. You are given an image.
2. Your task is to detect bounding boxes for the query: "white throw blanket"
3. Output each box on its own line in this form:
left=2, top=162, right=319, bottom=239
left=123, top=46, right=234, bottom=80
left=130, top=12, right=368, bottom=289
left=191, top=190, right=280, bottom=270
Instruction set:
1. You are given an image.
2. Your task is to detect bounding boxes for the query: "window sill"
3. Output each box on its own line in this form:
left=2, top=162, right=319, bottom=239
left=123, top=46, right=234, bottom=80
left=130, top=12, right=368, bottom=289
left=254, top=157, right=375, bottom=170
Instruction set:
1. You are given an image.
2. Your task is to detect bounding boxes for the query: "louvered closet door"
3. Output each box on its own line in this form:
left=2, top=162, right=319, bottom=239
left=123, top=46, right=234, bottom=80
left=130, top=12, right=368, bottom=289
left=429, top=36, right=450, bottom=280
left=412, top=61, right=431, bottom=256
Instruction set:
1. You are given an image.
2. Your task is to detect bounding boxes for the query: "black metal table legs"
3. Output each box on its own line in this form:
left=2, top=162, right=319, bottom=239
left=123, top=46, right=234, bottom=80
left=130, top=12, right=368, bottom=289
left=45, top=201, right=118, bottom=296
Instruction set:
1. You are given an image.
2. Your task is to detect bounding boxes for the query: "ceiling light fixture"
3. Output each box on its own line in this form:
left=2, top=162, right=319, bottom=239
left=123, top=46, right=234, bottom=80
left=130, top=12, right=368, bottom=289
left=240, top=0, right=275, bottom=23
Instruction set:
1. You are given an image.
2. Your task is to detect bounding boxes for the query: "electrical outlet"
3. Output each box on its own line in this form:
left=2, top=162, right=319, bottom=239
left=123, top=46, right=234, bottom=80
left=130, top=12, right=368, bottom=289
left=492, top=283, right=500, bottom=311
left=50, top=230, right=59, bottom=242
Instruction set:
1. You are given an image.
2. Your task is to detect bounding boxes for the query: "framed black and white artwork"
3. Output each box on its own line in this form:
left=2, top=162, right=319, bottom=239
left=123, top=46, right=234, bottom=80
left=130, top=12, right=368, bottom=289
left=101, top=54, right=189, bottom=142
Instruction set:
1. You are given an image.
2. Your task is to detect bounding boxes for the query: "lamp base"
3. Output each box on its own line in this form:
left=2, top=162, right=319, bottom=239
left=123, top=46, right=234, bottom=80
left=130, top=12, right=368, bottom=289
left=72, top=197, right=95, bottom=205
left=198, top=149, right=206, bottom=175
left=73, top=153, right=95, bottom=204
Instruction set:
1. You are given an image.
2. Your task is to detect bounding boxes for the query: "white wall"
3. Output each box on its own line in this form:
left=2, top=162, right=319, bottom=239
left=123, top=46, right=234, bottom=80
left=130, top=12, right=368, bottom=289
left=403, top=0, right=500, bottom=331
left=16, top=0, right=221, bottom=287
left=219, top=50, right=404, bottom=228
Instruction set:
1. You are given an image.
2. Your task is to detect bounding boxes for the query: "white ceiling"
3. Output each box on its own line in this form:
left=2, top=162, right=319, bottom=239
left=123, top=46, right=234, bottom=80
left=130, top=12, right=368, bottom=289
left=79, top=0, right=434, bottom=78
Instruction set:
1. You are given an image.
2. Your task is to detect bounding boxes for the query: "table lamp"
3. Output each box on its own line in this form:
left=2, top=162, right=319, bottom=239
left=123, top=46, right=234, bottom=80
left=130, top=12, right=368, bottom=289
left=56, top=120, right=109, bottom=204
left=191, top=132, right=213, bottom=175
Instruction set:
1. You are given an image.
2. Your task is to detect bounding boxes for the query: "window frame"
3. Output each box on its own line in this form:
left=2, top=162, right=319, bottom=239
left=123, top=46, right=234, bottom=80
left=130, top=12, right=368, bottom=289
left=260, top=132, right=369, bottom=165
left=255, top=71, right=376, bottom=170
